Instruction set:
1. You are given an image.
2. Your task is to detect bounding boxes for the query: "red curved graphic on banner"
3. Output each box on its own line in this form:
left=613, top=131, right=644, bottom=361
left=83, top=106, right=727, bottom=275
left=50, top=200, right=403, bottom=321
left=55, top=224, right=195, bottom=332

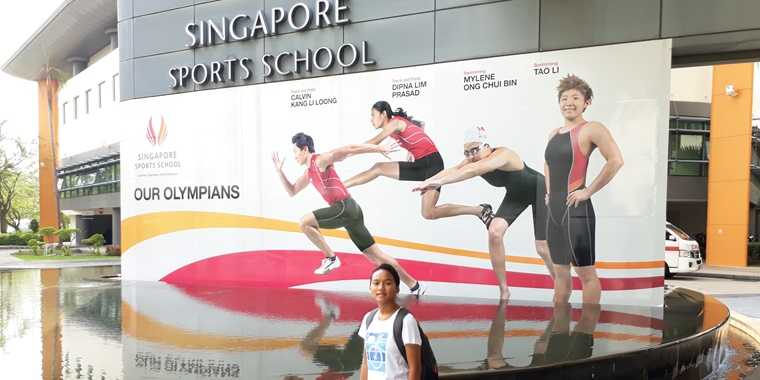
left=161, top=250, right=663, bottom=291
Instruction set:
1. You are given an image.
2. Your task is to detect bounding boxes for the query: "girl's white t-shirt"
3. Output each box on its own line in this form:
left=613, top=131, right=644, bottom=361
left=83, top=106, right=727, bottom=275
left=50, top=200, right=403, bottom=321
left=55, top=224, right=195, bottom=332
left=358, top=308, right=422, bottom=380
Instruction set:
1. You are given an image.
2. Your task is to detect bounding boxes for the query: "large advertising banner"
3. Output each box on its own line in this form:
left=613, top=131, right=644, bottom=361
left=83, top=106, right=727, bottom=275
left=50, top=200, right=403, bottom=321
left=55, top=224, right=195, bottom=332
left=121, top=40, right=671, bottom=305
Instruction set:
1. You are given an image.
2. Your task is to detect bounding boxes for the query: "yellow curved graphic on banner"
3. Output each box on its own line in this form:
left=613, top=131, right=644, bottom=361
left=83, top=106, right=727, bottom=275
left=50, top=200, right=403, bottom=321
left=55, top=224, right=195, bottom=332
left=121, top=211, right=663, bottom=269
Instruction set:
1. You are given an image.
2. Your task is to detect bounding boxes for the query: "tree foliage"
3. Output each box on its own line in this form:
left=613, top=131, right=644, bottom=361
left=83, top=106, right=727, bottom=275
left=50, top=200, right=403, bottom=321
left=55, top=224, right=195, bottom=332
left=0, top=123, right=35, bottom=233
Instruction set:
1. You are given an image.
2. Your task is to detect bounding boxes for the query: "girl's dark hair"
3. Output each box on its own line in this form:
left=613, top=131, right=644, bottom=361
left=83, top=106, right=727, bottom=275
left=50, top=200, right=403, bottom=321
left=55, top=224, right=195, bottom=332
left=371, top=263, right=400, bottom=289
left=372, top=101, right=424, bottom=127
left=291, top=132, right=315, bottom=153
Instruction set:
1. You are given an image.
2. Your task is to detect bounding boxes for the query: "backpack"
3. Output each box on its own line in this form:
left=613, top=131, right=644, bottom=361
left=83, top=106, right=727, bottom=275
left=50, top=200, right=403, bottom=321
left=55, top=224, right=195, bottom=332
left=365, top=307, right=439, bottom=380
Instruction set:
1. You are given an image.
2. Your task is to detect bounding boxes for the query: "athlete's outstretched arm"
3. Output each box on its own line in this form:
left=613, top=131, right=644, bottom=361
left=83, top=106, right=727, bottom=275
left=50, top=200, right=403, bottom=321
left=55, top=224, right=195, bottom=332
left=317, top=143, right=398, bottom=169
left=364, top=120, right=402, bottom=145
left=567, top=123, right=624, bottom=207
left=272, top=152, right=309, bottom=197
left=414, top=151, right=508, bottom=191
left=423, top=158, right=470, bottom=184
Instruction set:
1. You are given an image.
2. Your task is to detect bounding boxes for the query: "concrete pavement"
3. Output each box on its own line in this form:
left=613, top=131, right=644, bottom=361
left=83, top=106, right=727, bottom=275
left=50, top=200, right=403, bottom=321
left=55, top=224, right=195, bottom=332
left=682, top=264, right=760, bottom=281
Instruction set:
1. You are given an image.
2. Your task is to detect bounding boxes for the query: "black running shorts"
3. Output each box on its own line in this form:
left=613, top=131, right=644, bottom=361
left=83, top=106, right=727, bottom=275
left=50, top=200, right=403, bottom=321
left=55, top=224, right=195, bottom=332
left=398, top=152, right=444, bottom=191
left=313, top=197, right=375, bottom=252
left=493, top=169, right=548, bottom=241
left=546, top=194, right=596, bottom=267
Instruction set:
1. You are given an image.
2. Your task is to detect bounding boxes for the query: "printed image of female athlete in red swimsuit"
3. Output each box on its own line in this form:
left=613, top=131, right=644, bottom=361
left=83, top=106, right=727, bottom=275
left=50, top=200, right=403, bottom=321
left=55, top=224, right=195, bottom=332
left=344, top=101, right=492, bottom=227
left=544, top=75, right=624, bottom=304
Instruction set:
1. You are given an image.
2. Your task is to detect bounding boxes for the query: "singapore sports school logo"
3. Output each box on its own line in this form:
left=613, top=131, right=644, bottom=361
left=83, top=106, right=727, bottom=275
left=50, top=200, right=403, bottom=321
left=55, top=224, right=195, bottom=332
left=146, top=116, right=168, bottom=146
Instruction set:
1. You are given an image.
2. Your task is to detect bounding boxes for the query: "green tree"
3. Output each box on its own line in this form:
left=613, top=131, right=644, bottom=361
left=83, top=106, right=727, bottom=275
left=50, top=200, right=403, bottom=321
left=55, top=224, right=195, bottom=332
left=0, top=124, right=32, bottom=233
left=29, top=219, right=39, bottom=232
left=7, top=172, right=38, bottom=231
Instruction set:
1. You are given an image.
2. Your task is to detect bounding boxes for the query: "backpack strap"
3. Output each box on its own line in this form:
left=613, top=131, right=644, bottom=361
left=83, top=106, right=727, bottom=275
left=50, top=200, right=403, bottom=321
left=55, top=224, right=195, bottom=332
left=365, top=308, right=379, bottom=330
left=393, top=308, right=410, bottom=363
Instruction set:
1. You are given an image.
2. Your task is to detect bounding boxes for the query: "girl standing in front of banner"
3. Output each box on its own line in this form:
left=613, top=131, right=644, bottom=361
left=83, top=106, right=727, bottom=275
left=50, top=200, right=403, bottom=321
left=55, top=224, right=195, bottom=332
left=344, top=101, right=493, bottom=226
left=544, top=75, right=624, bottom=304
left=359, top=264, right=422, bottom=380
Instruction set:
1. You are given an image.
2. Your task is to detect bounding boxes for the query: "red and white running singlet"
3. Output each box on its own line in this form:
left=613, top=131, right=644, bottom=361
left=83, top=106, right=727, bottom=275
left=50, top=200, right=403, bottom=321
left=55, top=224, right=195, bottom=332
left=308, top=154, right=350, bottom=204
left=389, top=116, right=438, bottom=160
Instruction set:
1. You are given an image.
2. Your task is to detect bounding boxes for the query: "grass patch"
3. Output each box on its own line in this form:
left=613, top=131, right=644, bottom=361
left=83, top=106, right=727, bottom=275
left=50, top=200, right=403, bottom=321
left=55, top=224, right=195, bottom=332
left=12, top=253, right=119, bottom=261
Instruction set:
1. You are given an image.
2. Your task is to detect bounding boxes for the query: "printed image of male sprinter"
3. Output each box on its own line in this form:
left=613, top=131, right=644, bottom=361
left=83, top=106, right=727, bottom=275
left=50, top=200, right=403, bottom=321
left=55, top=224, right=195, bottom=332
left=344, top=101, right=491, bottom=224
left=544, top=74, right=624, bottom=304
left=272, top=133, right=426, bottom=295
left=414, top=127, right=554, bottom=300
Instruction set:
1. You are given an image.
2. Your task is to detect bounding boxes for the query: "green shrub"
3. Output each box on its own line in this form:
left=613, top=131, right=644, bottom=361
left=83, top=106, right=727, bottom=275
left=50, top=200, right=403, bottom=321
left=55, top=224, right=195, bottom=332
left=39, top=227, right=56, bottom=241
left=83, top=233, right=106, bottom=255
left=27, top=239, right=41, bottom=255
left=55, top=228, right=78, bottom=243
left=0, top=232, right=42, bottom=246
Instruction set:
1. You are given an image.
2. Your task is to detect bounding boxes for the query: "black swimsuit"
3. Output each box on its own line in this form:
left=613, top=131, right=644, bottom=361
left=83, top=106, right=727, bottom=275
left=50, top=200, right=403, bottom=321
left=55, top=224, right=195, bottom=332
left=544, top=123, right=596, bottom=267
left=481, top=163, right=547, bottom=240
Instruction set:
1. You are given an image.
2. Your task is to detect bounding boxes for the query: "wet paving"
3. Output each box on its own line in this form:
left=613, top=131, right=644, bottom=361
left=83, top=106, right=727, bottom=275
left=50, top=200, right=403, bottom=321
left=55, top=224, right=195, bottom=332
left=0, top=267, right=758, bottom=379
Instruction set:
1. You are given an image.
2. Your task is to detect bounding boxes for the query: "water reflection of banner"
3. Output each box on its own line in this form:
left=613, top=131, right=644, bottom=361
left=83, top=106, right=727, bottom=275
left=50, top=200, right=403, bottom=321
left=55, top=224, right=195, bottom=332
left=121, top=283, right=664, bottom=378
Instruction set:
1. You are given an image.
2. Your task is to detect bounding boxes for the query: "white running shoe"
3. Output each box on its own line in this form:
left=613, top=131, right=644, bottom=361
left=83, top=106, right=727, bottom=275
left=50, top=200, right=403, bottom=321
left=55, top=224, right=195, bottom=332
left=314, top=256, right=341, bottom=275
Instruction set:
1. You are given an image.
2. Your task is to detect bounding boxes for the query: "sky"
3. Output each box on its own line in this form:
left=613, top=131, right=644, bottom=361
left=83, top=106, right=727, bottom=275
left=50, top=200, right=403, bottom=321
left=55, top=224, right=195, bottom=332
left=0, top=1, right=63, bottom=145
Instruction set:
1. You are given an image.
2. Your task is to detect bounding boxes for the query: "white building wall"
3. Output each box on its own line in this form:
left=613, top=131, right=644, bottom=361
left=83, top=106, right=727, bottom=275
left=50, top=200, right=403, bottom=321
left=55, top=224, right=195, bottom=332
left=670, top=66, right=712, bottom=103
left=58, top=49, right=120, bottom=159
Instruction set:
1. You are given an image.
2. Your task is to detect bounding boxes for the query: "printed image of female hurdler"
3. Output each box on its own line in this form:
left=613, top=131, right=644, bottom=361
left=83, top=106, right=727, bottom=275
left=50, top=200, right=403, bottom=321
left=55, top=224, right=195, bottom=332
left=273, top=133, right=426, bottom=295
left=344, top=101, right=492, bottom=226
left=544, top=75, right=624, bottom=304
left=414, top=127, right=555, bottom=300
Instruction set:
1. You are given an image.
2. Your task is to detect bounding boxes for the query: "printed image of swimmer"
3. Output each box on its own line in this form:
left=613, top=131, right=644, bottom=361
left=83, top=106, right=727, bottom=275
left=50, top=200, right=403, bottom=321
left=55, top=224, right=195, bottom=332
left=414, top=127, right=555, bottom=300
left=544, top=74, right=624, bottom=304
left=344, top=101, right=492, bottom=224
left=272, top=133, right=427, bottom=295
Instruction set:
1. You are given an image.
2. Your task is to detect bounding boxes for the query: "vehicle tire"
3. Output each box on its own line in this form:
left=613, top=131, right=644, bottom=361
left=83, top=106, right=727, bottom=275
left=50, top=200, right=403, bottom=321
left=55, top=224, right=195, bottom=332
left=664, top=263, right=673, bottom=279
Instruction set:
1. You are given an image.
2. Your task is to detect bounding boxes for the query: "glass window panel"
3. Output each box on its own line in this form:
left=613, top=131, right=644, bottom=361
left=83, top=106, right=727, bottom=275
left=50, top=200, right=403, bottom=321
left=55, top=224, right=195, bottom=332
left=678, top=135, right=703, bottom=160
left=669, top=162, right=702, bottom=176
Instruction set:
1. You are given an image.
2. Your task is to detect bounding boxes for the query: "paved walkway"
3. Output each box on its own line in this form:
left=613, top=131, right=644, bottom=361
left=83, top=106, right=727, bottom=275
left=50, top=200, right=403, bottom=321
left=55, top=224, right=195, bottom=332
left=0, top=248, right=120, bottom=270
left=684, top=264, right=760, bottom=281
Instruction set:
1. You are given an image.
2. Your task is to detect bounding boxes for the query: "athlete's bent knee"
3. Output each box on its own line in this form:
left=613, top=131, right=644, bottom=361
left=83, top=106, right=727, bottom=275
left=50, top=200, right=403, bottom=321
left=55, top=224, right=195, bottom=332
left=488, top=219, right=508, bottom=243
left=535, top=244, right=550, bottom=259
left=299, top=215, right=316, bottom=231
left=421, top=208, right=438, bottom=220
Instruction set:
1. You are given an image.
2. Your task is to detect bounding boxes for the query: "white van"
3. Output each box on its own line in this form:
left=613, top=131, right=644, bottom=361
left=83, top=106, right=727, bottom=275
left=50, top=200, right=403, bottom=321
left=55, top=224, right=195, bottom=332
left=664, top=222, right=702, bottom=277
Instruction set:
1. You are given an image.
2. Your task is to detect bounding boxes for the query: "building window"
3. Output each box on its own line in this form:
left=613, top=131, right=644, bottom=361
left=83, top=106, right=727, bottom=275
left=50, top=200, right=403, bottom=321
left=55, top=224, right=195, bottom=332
left=62, top=102, right=68, bottom=124
left=73, top=96, right=79, bottom=120
left=97, top=81, right=105, bottom=108
left=85, top=89, right=92, bottom=114
left=58, top=161, right=121, bottom=199
left=668, top=118, right=710, bottom=176
left=112, top=73, right=119, bottom=101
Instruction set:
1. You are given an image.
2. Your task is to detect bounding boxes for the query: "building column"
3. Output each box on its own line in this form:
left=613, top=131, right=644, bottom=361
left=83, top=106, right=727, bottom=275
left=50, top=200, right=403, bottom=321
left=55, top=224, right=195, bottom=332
left=74, top=215, right=85, bottom=246
left=37, top=79, right=61, bottom=239
left=706, top=63, right=754, bottom=267
left=112, top=207, right=121, bottom=247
